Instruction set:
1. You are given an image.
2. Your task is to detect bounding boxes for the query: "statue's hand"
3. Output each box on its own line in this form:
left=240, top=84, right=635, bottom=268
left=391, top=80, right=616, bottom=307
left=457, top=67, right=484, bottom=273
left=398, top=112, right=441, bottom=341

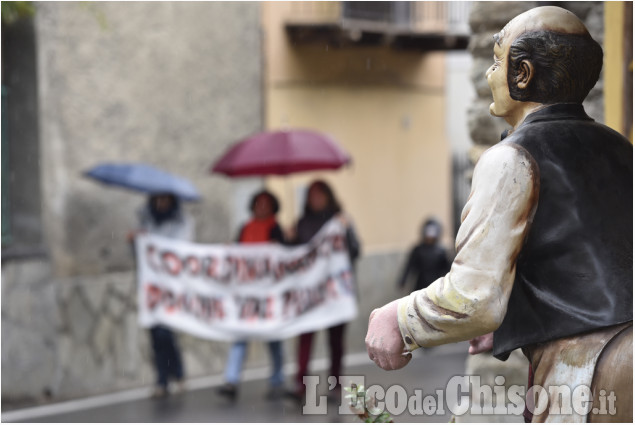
left=365, top=299, right=412, bottom=370
left=468, top=332, right=494, bottom=354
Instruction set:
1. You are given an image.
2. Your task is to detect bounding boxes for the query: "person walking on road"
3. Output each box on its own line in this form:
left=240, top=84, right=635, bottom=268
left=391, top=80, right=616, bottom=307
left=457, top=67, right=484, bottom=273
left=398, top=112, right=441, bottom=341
left=131, top=193, right=194, bottom=398
left=216, top=190, right=287, bottom=401
left=289, top=180, right=361, bottom=401
left=397, top=218, right=450, bottom=293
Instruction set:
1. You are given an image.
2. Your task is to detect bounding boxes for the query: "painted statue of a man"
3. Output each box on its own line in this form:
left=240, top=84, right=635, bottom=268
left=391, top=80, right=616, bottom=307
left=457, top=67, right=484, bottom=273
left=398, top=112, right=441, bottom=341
left=365, top=6, right=632, bottom=422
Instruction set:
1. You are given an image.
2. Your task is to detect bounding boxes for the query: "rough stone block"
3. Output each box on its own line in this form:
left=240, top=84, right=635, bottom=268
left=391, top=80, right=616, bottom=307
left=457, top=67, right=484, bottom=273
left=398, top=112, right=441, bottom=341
left=65, top=288, right=95, bottom=343
left=92, top=316, right=114, bottom=360
left=1, top=321, right=57, bottom=400
left=1, top=260, right=57, bottom=331
left=470, top=57, right=493, bottom=98
left=565, top=2, right=595, bottom=21
left=583, top=3, right=605, bottom=44
left=106, top=291, right=129, bottom=319
left=469, top=2, right=537, bottom=33
left=108, top=272, right=136, bottom=298
left=81, top=279, right=108, bottom=312
left=467, top=101, right=510, bottom=146
left=468, top=32, right=497, bottom=58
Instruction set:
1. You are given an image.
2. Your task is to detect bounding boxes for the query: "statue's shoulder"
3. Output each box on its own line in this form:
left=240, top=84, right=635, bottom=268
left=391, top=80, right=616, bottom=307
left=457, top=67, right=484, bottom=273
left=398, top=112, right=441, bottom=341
left=478, top=141, right=538, bottom=177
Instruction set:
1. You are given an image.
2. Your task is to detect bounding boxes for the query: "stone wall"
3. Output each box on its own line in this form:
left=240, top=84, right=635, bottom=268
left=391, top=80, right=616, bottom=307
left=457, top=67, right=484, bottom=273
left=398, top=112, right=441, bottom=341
left=2, top=259, right=57, bottom=407
left=34, top=1, right=264, bottom=278
left=2, top=260, right=230, bottom=406
left=1, top=1, right=436, bottom=409
left=4, top=0, right=266, bottom=408
left=2, top=250, right=407, bottom=408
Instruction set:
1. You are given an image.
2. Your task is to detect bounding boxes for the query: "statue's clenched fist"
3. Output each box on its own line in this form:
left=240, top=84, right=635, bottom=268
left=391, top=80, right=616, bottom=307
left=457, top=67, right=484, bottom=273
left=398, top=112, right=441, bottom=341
left=365, top=299, right=412, bottom=370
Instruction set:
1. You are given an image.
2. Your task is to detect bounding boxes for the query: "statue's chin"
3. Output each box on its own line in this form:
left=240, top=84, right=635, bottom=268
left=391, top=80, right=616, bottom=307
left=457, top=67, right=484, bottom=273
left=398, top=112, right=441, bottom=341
left=489, top=102, right=508, bottom=118
left=489, top=102, right=499, bottom=117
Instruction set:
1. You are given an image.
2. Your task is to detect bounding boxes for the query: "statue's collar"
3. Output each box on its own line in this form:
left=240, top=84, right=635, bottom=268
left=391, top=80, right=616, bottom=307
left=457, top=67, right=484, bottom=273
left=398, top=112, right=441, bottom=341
left=502, top=104, right=594, bottom=140
left=521, top=103, right=594, bottom=127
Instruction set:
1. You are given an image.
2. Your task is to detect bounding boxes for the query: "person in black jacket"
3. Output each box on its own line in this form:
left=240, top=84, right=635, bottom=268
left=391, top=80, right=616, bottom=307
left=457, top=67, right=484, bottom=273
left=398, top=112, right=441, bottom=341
left=130, top=194, right=193, bottom=398
left=397, top=218, right=450, bottom=292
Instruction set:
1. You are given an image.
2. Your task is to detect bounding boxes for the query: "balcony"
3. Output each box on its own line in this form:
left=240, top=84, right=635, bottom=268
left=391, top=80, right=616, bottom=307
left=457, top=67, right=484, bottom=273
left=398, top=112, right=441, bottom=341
left=285, top=1, right=471, bottom=51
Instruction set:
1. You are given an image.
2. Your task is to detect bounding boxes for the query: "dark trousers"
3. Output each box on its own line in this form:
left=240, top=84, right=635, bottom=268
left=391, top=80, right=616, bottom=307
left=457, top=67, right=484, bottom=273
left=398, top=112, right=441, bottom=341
left=150, top=326, right=184, bottom=389
left=296, top=323, right=346, bottom=392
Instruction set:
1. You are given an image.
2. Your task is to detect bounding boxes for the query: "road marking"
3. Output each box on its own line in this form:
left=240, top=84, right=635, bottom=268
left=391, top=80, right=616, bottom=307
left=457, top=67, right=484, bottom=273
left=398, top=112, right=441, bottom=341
left=2, top=343, right=467, bottom=422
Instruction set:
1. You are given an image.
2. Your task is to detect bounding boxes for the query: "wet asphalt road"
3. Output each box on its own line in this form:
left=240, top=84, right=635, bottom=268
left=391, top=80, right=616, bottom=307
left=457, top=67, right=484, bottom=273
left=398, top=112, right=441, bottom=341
left=7, top=343, right=469, bottom=423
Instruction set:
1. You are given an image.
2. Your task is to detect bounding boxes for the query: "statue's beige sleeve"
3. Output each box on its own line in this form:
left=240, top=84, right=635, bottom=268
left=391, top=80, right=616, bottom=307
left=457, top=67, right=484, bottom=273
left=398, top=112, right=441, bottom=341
left=397, top=143, right=539, bottom=350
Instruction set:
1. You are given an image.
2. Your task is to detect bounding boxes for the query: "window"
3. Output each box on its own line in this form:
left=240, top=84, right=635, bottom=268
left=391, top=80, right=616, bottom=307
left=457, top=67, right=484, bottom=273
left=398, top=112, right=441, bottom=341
left=342, top=1, right=411, bottom=27
left=1, top=14, right=44, bottom=258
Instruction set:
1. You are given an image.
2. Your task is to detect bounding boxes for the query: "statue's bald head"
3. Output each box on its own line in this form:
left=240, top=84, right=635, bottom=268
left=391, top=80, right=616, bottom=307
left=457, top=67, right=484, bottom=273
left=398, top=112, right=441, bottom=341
left=496, top=6, right=589, bottom=45
left=496, top=6, right=603, bottom=104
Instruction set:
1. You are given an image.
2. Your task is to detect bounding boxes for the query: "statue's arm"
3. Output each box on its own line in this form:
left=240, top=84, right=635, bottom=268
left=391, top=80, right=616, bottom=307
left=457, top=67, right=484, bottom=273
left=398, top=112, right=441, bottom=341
left=397, top=143, right=539, bottom=351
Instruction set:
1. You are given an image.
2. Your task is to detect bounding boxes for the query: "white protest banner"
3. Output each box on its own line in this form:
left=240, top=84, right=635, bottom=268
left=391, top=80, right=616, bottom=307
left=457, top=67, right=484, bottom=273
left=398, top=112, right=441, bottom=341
left=135, top=219, right=358, bottom=341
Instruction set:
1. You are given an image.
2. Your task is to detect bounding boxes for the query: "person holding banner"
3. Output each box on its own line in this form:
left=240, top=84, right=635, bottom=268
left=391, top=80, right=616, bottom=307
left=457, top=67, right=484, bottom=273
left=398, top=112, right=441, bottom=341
left=132, top=193, right=194, bottom=398
left=290, top=180, right=361, bottom=401
left=217, top=190, right=287, bottom=401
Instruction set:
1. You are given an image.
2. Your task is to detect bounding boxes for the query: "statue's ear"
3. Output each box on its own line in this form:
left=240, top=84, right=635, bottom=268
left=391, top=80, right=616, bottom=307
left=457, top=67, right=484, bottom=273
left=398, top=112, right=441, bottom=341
left=514, top=59, right=534, bottom=89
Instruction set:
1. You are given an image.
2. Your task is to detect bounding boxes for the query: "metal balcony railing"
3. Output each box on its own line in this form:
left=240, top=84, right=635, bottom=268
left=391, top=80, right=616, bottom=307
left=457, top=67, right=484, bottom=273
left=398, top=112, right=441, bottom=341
left=286, top=1, right=472, bottom=36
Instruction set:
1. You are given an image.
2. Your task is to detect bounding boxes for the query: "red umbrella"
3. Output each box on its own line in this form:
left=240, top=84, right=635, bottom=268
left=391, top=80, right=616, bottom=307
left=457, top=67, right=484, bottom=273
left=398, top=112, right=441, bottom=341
left=211, top=129, right=352, bottom=177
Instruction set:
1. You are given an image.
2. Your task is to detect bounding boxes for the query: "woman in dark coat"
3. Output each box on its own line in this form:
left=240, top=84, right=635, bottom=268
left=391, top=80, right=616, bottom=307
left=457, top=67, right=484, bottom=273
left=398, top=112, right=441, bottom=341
left=291, top=180, right=360, bottom=399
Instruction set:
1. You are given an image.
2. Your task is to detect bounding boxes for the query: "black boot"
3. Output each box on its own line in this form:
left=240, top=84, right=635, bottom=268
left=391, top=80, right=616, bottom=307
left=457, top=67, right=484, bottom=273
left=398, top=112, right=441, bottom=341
left=216, top=383, right=238, bottom=401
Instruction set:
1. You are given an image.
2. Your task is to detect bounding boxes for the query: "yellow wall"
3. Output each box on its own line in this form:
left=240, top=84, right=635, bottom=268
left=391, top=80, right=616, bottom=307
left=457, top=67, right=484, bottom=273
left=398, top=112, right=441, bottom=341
left=604, top=1, right=625, bottom=134
left=604, top=1, right=632, bottom=141
left=262, top=2, right=452, bottom=254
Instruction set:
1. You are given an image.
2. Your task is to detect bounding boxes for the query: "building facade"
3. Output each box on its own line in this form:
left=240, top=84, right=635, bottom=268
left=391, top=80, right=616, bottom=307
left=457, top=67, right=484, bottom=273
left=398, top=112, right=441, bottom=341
left=2, top=1, right=265, bottom=406
left=2, top=1, right=626, bottom=411
left=2, top=1, right=470, bottom=407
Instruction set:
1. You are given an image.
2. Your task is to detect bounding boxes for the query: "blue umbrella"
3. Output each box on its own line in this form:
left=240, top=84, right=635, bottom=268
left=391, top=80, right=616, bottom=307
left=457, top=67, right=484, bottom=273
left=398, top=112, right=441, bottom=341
left=84, top=162, right=201, bottom=201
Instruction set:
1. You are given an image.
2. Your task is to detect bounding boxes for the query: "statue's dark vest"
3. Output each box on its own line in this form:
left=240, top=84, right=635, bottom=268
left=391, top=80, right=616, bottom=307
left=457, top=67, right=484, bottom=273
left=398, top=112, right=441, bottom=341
left=493, top=104, right=633, bottom=360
